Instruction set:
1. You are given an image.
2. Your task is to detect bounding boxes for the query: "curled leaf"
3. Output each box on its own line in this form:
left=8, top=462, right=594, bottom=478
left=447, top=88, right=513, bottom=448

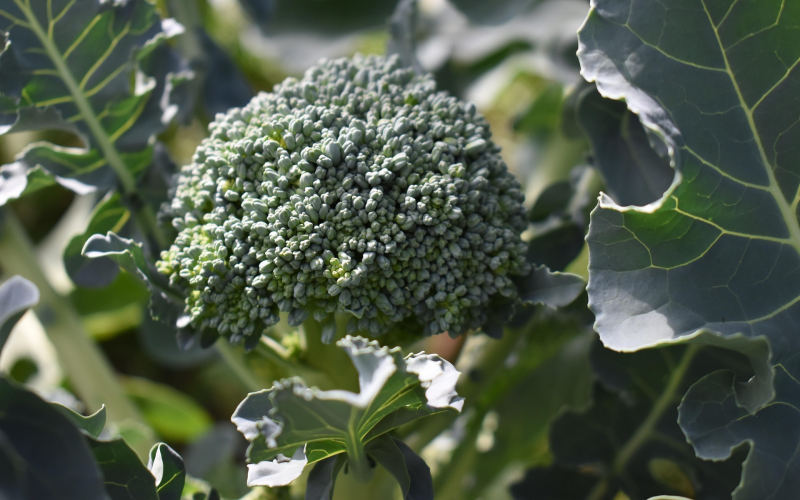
left=232, top=336, right=462, bottom=490
left=246, top=446, right=308, bottom=487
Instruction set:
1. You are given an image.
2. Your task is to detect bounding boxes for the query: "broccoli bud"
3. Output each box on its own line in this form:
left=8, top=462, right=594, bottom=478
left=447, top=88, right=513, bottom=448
left=158, top=54, right=529, bottom=343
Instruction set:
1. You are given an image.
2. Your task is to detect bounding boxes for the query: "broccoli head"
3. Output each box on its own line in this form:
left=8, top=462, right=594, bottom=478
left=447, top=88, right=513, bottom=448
left=157, top=54, right=529, bottom=344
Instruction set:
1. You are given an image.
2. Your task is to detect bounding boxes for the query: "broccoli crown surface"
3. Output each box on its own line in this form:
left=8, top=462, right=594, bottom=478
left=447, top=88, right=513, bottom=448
left=158, top=54, right=529, bottom=343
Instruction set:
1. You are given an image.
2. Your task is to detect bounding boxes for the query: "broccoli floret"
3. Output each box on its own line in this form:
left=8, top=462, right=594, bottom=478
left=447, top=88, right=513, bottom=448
left=158, top=54, right=529, bottom=343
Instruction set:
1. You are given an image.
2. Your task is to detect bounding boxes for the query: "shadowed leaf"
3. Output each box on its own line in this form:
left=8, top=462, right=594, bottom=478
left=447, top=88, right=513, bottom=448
left=575, top=85, right=673, bottom=207
left=512, top=340, right=751, bottom=500
left=0, top=378, right=108, bottom=500
left=88, top=438, right=158, bottom=500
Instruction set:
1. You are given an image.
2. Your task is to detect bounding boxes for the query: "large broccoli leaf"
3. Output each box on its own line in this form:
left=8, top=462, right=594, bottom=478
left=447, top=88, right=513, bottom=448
left=231, top=336, right=462, bottom=495
left=0, top=376, right=195, bottom=500
left=578, top=1, right=800, bottom=497
left=511, top=340, right=751, bottom=500
left=0, top=377, right=109, bottom=499
left=0, top=0, right=190, bottom=198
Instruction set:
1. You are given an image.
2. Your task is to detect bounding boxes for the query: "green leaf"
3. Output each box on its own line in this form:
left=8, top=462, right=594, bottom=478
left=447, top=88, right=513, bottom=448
left=0, top=275, right=38, bottom=352
left=122, top=376, right=212, bottom=443
left=515, top=265, right=585, bottom=309
left=0, top=377, right=109, bottom=499
left=512, top=340, right=752, bottom=500
left=574, top=84, right=673, bottom=207
left=195, top=29, right=253, bottom=117
left=147, top=443, right=185, bottom=500
left=0, top=429, right=26, bottom=500
left=82, top=231, right=153, bottom=283
left=305, top=455, right=346, bottom=500
left=510, top=467, right=602, bottom=500
left=231, top=336, right=462, bottom=489
left=64, top=192, right=130, bottom=288
left=82, top=232, right=184, bottom=326
left=367, top=436, right=433, bottom=500
left=88, top=438, right=158, bottom=500
left=528, top=180, right=572, bottom=223
left=51, top=403, right=106, bottom=439
left=678, top=361, right=800, bottom=500
left=578, top=2, right=800, bottom=497
left=0, top=163, right=56, bottom=205
left=0, top=0, right=190, bottom=198
left=515, top=83, right=564, bottom=135
left=239, top=0, right=395, bottom=35
left=449, top=0, right=543, bottom=25
left=137, top=315, right=213, bottom=369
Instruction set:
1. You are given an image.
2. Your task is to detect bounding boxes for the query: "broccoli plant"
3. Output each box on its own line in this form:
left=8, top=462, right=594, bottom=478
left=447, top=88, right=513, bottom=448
left=156, top=54, right=530, bottom=344
left=2, top=0, right=799, bottom=499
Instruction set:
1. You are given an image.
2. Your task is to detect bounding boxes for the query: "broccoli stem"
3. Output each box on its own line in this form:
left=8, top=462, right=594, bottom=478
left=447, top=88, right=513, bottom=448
left=0, top=210, right=154, bottom=457
left=215, top=340, right=267, bottom=393
left=346, top=407, right=374, bottom=483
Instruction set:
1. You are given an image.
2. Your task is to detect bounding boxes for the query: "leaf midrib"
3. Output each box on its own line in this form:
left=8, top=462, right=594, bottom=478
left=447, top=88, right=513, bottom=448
left=701, top=0, right=800, bottom=257
left=14, top=0, right=137, bottom=194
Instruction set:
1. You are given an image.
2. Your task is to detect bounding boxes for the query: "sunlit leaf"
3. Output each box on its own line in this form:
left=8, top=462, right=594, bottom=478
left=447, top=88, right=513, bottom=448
left=0, top=275, right=38, bottom=352
left=51, top=403, right=106, bottom=439
left=0, top=0, right=190, bottom=198
left=148, top=443, right=185, bottom=500
left=578, top=1, right=800, bottom=497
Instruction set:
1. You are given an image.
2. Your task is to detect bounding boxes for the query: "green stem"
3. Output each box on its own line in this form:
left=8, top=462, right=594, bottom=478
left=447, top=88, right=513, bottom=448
left=346, top=408, right=373, bottom=483
left=0, top=211, right=154, bottom=456
left=586, top=344, right=700, bottom=500
left=216, top=341, right=266, bottom=393
left=18, top=0, right=170, bottom=250
left=135, top=204, right=170, bottom=252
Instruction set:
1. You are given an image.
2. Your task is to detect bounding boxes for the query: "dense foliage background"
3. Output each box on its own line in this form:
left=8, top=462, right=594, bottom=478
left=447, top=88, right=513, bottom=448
left=1, top=0, right=797, bottom=498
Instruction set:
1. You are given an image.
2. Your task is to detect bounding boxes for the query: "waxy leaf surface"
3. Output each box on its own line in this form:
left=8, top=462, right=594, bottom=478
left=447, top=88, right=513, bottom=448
left=0, top=0, right=189, bottom=196
left=579, top=2, right=800, bottom=497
